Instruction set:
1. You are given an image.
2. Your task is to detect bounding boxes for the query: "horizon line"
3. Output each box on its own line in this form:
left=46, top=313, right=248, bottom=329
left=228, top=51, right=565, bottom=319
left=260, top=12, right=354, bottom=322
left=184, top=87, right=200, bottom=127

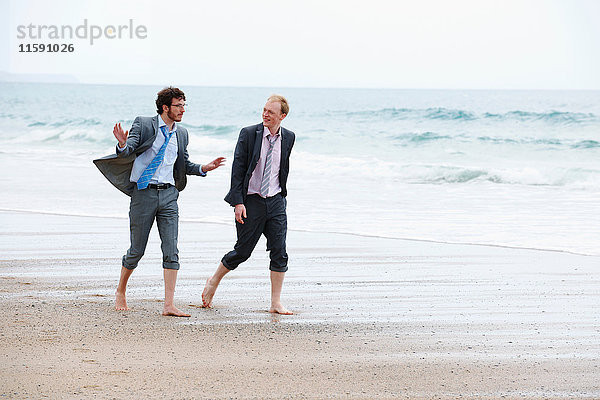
left=1, top=74, right=599, bottom=92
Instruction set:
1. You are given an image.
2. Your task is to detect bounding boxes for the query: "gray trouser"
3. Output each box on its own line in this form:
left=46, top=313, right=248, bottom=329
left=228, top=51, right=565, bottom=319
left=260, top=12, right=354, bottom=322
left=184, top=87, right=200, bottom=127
left=122, top=185, right=180, bottom=270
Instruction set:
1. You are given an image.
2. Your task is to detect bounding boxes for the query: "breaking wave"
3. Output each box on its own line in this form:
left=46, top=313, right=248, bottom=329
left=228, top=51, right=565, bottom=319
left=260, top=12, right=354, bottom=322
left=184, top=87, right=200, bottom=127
left=345, top=107, right=598, bottom=124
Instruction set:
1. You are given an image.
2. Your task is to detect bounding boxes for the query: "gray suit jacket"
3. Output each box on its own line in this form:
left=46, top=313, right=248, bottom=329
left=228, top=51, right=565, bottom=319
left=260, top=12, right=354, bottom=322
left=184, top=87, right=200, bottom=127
left=93, top=115, right=203, bottom=196
left=224, top=123, right=295, bottom=206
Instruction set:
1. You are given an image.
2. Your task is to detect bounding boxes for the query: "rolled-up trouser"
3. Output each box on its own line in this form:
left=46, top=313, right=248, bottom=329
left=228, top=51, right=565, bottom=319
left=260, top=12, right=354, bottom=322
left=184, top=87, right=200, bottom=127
left=221, top=193, right=288, bottom=272
left=122, top=185, right=180, bottom=270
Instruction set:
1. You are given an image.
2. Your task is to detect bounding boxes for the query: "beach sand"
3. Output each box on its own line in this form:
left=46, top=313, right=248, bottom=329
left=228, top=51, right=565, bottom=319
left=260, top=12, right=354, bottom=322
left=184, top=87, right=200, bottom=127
left=1, top=210, right=599, bottom=399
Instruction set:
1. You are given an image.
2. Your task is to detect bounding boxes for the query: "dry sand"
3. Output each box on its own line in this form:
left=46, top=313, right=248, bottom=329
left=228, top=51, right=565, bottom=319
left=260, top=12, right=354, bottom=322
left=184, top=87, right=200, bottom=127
left=1, top=210, right=599, bottom=399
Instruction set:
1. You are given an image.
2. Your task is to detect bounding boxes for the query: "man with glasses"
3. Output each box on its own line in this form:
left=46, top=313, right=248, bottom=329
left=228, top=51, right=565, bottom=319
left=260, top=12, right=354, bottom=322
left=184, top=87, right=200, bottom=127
left=94, top=86, right=225, bottom=316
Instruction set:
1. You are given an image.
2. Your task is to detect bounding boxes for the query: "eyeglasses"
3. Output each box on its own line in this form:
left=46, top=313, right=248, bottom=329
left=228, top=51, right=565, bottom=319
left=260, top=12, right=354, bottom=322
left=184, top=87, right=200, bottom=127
left=170, top=103, right=187, bottom=109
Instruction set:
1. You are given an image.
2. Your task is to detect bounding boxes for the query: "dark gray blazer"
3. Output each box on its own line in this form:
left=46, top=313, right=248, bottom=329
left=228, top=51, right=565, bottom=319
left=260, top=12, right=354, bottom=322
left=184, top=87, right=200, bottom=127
left=224, top=123, right=295, bottom=207
left=93, top=115, right=203, bottom=196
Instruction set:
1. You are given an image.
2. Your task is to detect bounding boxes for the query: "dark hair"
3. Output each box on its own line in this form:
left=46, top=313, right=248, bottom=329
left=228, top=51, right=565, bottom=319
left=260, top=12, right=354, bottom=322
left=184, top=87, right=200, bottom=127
left=156, top=86, right=186, bottom=114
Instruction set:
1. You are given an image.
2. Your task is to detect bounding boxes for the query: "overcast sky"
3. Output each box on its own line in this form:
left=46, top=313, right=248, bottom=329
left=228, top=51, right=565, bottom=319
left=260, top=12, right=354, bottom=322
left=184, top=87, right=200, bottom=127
left=3, top=0, right=600, bottom=89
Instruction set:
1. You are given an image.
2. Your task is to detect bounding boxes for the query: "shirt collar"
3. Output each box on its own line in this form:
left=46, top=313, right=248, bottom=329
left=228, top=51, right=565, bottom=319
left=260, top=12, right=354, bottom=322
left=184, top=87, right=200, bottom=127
left=159, top=115, right=177, bottom=133
left=264, top=125, right=281, bottom=138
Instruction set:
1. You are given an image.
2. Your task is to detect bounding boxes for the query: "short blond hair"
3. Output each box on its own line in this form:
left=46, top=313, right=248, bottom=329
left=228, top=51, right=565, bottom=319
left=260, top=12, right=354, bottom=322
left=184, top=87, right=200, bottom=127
left=268, top=94, right=289, bottom=115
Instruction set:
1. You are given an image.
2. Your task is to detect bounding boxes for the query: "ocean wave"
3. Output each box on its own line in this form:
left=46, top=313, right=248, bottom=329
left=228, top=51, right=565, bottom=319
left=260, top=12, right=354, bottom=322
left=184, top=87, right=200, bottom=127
left=426, top=108, right=476, bottom=120
left=476, top=136, right=564, bottom=146
left=26, top=118, right=104, bottom=128
left=572, top=140, right=600, bottom=149
left=430, top=168, right=490, bottom=183
left=294, top=151, right=600, bottom=188
left=27, top=126, right=114, bottom=145
left=181, top=123, right=237, bottom=135
left=392, top=133, right=596, bottom=149
left=392, top=131, right=453, bottom=143
left=483, top=110, right=597, bottom=124
left=398, top=165, right=600, bottom=187
left=42, top=132, right=114, bottom=144
left=345, top=107, right=476, bottom=121
left=390, top=164, right=497, bottom=184
left=9, top=120, right=237, bottom=145
left=344, top=107, right=599, bottom=124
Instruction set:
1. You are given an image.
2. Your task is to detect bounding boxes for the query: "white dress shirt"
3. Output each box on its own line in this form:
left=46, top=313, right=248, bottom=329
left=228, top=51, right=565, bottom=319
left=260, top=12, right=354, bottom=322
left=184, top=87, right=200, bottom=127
left=119, top=115, right=178, bottom=186
left=247, top=126, right=282, bottom=198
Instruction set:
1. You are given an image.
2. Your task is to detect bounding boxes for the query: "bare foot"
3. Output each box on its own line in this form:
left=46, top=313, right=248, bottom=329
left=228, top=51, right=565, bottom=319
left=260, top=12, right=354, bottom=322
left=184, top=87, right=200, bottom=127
left=162, top=305, right=191, bottom=317
left=201, top=278, right=217, bottom=308
left=269, top=303, right=293, bottom=315
left=115, top=292, right=129, bottom=311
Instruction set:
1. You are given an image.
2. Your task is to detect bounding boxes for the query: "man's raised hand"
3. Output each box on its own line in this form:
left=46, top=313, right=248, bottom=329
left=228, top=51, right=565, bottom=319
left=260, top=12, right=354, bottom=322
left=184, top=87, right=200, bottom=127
left=113, top=123, right=128, bottom=147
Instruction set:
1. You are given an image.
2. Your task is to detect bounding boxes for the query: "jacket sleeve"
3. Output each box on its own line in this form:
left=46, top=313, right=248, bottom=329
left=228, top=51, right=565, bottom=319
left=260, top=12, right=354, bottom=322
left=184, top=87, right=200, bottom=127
left=225, top=128, right=250, bottom=206
left=289, top=131, right=296, bottom=153
left=184, top=141, right=203, bottom=176
left=177, top=127, right=202, bottom=175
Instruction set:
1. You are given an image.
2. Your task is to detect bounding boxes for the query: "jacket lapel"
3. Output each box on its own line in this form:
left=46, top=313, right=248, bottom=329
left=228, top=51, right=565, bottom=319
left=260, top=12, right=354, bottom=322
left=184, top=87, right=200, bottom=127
left=251, top=123, right=264, bottom=167
left=138, top=115, right=160, bottom=153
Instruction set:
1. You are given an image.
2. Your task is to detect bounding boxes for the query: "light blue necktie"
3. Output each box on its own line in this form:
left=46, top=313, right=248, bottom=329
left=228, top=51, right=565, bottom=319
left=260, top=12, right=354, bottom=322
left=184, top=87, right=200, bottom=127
left=137, top=126, right=174, bottom=190
left=259, top=135, right=277, bottom=197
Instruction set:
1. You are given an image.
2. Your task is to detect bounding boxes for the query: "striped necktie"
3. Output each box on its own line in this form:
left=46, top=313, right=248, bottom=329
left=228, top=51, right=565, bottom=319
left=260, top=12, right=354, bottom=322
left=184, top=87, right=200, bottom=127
left=259, top=135, right=278, bottom=197
left=137, top=126, right=174, bottom=190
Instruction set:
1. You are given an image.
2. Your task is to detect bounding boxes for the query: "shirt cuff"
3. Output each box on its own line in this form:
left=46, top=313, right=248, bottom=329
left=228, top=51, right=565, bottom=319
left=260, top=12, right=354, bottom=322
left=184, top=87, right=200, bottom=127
left=116, top=143, right=126, bottom=152
left=199, top=165, right=207, bottom=177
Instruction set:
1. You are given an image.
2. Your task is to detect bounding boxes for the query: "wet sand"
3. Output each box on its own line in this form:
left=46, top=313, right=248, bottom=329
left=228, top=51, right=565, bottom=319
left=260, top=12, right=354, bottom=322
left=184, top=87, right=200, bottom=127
left=1, top=210, right=599, bottom=399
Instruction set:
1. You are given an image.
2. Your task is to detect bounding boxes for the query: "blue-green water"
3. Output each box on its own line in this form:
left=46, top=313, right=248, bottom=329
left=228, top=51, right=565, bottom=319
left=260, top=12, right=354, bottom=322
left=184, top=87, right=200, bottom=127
left=1, top=82, right=599, bottom=254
